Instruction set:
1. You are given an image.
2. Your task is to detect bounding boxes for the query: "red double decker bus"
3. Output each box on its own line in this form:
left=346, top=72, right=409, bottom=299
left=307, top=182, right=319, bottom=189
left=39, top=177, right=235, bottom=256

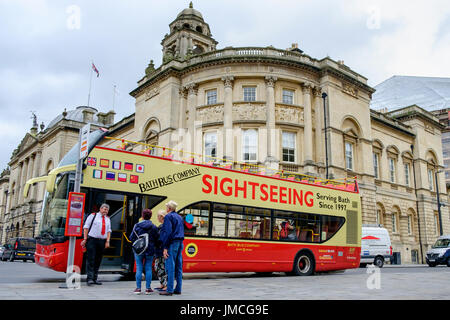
left=25, top=130, right=361, bottom=277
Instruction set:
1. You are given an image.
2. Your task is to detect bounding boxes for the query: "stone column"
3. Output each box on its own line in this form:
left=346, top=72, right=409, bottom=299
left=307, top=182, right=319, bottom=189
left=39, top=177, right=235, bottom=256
left=186, top=83, right=198, bottom=154
left=313, top=87, right=324, bottom=166
left=265, top=75, right=278, bottom=169
left=302, top=83, right=314, bottom=174
left=26, top=155, right=34, bottom=201
left=19, top=159, right=28, bottom=205
left=221, top=76, right=234, bottom=162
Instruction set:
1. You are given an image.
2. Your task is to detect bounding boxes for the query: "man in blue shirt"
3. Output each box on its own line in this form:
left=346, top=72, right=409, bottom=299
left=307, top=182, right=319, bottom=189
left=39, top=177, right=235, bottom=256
left=159, top=200, right=184, bottom=296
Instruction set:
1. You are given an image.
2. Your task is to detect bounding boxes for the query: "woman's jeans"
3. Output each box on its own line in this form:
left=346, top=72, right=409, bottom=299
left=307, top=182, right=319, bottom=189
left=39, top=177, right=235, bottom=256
left=134, top=252, right=154, bottom=289
left=165, top=240, right=183, bottom=293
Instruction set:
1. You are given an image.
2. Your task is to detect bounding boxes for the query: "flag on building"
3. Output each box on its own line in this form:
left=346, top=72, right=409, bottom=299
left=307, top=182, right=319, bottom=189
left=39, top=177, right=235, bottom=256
left=92, top=63, right=100, bottom=77
left=136, top=164, right=144, bottom=173
left=124, top=162, right=133, bottom=171
left=118, top=173, right=127, bottom=182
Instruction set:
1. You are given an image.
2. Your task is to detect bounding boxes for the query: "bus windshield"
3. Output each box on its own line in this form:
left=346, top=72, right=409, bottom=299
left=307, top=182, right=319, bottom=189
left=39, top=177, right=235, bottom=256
left=38, top=173, right=74, bottom=239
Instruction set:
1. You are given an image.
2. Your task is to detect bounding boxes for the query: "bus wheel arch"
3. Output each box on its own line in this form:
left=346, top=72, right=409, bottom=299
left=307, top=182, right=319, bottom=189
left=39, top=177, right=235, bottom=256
left=292, top=249, right=315, bottom=276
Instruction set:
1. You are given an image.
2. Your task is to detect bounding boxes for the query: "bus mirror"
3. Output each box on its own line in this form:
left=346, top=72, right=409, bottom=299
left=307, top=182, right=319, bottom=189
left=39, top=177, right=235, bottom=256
left=23, top=176, right=49, bottom=198
left=47, top=173, right=57, bottom=193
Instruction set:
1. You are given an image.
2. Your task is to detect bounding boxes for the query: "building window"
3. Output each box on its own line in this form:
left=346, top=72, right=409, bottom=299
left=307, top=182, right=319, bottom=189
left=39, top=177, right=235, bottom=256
left=373, top=152, right=380, bottom=179
left=376, top=208, right=382, bottom=225
left=282, top=131, right=296, bottom=163
left=404, top=163, right=410, bottom=187
left=434, top=211, right=440, bottom=235
left=242, top=129, right=258, bottom=161
left=407, top=214, right=412, bottom=235
left=206, top=89, right=217, bottom=105
left=243, top=86, right=256, bottom=102
left=345, top=142, right=353, bottom=170
left=392, top=213, right=398, bottom=233
left=204, top=131, right=217, bottom=162
left=282, top=89, right=294, bottom=104
left=389, top=158, right=396, bottom=183
left=428, top=169, right=434, bottom=191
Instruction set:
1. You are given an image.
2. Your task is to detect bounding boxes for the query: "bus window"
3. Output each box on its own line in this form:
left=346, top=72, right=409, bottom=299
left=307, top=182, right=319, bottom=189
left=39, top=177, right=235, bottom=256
left=179, top=202, right=210, bottom=236
left=212, top=211, right=227, bottom=237
left=274, top=211, right=321, bottom=243
left=321, top=215, right=344, bottom=241
left=245, top=207, right=271, bottom=240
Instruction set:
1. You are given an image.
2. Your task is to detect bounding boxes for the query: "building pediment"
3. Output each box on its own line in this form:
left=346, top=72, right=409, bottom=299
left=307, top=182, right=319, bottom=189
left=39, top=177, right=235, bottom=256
left=16, top=133, right=39, bottom=156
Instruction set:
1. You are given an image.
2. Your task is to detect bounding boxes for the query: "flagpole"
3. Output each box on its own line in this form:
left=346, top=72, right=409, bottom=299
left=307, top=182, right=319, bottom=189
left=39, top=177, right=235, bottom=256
left=112, top=84, right=116, bottom=111
left=87, top=61, right=93, bottom=107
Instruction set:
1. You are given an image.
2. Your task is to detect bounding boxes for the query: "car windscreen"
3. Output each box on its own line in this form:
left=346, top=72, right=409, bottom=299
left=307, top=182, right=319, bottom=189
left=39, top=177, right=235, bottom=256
left=17, top=239, right=36, bottom=250
left=433, top=239, right=450, bottom=248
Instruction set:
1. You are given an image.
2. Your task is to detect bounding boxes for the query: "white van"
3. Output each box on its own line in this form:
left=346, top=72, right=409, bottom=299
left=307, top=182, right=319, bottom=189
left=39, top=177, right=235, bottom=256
left=360, top=225, right=393, bottom=268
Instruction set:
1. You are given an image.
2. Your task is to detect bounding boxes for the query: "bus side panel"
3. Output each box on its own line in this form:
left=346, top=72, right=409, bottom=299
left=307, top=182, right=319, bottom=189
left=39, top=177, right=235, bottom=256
left=35, top=240, right=84, bottom=273
left=182, top=238, right=361, bottom=273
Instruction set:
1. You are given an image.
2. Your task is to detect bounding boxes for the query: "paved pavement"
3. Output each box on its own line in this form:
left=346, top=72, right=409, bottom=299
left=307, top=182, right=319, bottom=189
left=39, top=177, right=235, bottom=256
left=0, top=261, right=449, bottom=300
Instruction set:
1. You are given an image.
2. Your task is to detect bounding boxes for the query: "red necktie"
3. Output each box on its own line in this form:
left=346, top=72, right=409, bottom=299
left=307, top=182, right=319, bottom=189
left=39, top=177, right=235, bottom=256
left=101, top=215, right=105, bottom=235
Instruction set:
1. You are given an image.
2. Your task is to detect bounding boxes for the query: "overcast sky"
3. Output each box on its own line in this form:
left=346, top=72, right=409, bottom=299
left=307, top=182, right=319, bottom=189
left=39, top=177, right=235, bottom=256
left=1, top=0, right=450, bottom=170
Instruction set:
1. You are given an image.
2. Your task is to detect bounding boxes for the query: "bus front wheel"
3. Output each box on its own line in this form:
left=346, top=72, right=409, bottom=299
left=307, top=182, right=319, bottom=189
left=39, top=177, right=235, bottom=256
left=292, top=251, right=315, bottom=276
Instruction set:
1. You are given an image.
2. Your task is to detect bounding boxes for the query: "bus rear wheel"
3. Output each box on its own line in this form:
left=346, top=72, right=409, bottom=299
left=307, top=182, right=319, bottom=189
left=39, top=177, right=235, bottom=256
left=292, top=251, right=315, bottom=276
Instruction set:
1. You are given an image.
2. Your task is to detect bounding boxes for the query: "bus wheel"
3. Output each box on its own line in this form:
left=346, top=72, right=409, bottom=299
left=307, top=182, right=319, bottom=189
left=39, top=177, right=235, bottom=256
left=293, top=251, right=315, bottom=276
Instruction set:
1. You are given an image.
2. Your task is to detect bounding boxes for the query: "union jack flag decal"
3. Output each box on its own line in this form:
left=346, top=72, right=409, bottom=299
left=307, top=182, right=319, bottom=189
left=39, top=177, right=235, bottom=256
left=87, top=157, right=97, bottom=166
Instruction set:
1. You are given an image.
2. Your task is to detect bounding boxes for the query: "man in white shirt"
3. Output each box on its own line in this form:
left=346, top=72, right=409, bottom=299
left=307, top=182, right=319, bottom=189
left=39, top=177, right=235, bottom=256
left=81, top=203, right=112, bottom=286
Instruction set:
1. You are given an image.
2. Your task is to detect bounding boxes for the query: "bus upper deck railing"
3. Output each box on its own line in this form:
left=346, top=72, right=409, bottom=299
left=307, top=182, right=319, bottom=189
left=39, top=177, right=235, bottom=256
left=102, top=136, right=359, bottom=193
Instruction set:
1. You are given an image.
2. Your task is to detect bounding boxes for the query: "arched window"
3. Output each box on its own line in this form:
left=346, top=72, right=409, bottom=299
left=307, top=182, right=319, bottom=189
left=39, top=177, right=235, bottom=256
left=376, top=202, right=385, bottom=226
left=142, top=118, right=161, bottom=155
left=193, top=45, right=204, bottom=55
left=195, top=25, right=203, bottom=33
left=391, top=206, right=401, bottom=234
left=341, top=117, right=361, bottom=172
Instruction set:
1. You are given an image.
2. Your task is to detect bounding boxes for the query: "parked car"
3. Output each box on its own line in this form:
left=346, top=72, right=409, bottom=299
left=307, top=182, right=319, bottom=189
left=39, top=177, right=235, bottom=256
left=426, top=234, right=450, bottom=267
left=360, top=225, right=393, bottom=268
left=0, top=245, right=5, bottom=260
left=1, top=237, right=36, bottom=262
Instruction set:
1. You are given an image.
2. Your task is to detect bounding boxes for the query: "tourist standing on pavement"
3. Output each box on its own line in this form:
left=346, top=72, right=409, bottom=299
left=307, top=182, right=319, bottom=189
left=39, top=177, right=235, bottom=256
left=81, top=203, right=112, bottom=286
left=159, top=200, right=184, bottom=296
left=154, top=209, right=168, bottom=291
left=129, top=209, right=159, bottom=295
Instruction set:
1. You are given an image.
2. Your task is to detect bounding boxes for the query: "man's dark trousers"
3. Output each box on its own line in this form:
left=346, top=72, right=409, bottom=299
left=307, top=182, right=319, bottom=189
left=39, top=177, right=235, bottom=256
left=86, top=237, right=106, bottom=282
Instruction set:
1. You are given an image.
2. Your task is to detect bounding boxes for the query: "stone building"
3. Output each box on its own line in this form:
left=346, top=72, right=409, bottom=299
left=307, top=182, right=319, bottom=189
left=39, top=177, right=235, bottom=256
left=1, top=3, right=448, bottom=264
left=1, top=107, right=114, bottom=244
left=120, top=3, right=448, bottom=263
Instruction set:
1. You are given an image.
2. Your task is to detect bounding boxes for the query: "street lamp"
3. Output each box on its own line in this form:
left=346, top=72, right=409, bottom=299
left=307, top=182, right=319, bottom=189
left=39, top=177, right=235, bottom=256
left=435, top=169, right=444, bottom=236
left=322, top=92, right=329, bottom=179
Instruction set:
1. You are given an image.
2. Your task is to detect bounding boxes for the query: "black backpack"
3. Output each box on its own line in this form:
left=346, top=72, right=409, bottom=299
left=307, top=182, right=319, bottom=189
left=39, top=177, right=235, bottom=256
left=131, top=225, right=149, bottom=255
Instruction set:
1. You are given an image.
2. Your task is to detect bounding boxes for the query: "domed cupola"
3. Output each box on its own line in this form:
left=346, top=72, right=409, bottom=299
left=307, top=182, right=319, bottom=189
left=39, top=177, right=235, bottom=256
left=161, top=2, right=218, bottom=63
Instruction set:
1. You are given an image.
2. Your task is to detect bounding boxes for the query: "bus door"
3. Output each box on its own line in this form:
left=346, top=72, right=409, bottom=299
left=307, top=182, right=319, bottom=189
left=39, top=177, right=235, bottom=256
left=85, top=190, right=141, bottom=272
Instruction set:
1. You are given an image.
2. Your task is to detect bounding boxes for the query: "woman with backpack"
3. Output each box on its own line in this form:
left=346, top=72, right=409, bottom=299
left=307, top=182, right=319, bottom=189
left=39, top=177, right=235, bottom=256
left=129, top=209, right=159, bottom=295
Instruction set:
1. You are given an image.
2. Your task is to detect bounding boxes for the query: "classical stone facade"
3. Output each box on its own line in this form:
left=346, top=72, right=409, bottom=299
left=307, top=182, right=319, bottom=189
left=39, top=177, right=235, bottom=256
left=0, top=107, right=114, bottom=244
left=125, top=4, right=449, bottom=264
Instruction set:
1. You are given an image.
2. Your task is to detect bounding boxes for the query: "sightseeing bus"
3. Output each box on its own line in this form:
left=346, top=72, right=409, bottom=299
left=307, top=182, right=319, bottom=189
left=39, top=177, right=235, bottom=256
left=25, top=129, right=362, bottom=277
